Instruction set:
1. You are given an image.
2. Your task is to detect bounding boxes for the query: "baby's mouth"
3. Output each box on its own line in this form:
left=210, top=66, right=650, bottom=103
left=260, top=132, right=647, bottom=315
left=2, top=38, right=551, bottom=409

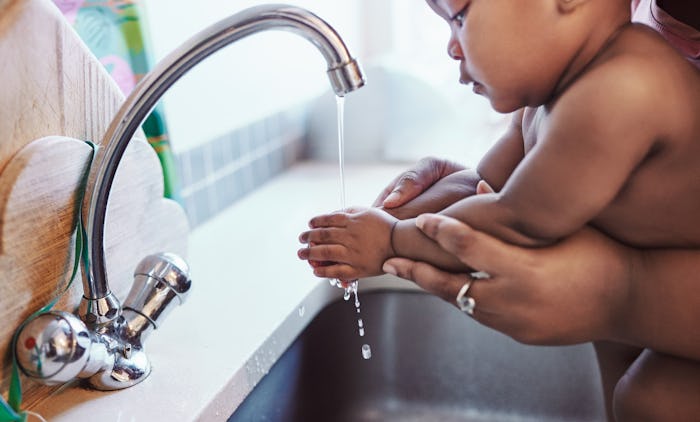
left=460, top=77, right=484, bottom=95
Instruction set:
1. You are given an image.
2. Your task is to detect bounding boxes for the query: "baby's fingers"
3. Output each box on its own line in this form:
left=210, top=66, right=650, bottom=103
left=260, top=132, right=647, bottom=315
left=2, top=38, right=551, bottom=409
left=299, top=227, right=346, bottom=245
left=308, top=212, right=348, bottom=228
left=310, top=262, right=360, bottom=280
left=297, top=243, right=347, bottom=264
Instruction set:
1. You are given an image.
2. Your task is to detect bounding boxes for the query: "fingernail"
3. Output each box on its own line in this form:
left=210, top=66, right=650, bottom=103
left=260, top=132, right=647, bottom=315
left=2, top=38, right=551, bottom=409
left=385, top=191, right=400, bottom=204
left=382, top=262, right=397, bottom=275
left=477, top=180, right=495, bottom=194
left=415, top=214, right=427, bottom=230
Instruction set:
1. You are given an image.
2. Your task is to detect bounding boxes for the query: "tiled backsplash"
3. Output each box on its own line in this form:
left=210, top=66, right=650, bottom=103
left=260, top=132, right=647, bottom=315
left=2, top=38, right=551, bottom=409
left=176, top=108, right=308, bottom=227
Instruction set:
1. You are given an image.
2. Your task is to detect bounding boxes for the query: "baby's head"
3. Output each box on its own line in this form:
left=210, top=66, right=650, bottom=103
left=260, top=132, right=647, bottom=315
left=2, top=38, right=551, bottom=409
left=426, top=0, right=630, bottom=112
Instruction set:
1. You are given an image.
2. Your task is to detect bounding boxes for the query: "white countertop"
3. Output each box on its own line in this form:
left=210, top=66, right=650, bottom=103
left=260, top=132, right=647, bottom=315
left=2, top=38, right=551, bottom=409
left=33, top=161, right=412, bottom=421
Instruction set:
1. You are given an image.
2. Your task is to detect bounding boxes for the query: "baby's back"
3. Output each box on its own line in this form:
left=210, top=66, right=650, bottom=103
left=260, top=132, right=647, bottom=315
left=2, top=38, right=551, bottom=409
left=590, top=25, right=700, bottom=247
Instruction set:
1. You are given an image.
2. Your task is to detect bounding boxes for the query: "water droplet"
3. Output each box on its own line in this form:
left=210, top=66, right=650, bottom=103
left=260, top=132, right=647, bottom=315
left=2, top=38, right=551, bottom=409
left=343, top=288, right=351, bottom=301
left=361, top=344, right=372, bottom=360
left=359, top=327, right=365, bottom=337
left=358, top=318, right=363, bottom=328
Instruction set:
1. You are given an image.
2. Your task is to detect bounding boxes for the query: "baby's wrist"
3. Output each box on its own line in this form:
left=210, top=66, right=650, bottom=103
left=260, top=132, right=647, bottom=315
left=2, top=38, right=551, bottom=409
left=390, top=219, right=418, bottom=259
left=388, top=220, right=399, bottom=257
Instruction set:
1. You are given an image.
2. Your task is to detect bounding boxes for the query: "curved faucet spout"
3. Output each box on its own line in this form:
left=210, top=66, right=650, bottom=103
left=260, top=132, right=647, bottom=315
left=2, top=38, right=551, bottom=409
left=81, top=4, right=366, bottom=324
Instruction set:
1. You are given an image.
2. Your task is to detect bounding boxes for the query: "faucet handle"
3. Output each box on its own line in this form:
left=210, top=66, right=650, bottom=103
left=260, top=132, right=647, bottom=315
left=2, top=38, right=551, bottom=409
left=15, top=311, right=111, bottom=384
left=122, top=252, right=191, bottom=340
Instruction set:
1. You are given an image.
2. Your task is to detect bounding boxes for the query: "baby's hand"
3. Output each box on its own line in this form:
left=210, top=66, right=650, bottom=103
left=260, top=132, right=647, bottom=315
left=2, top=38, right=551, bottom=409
left=298, top=207, right=398, bottom=280
left=307, top=242, right=333, bottom=269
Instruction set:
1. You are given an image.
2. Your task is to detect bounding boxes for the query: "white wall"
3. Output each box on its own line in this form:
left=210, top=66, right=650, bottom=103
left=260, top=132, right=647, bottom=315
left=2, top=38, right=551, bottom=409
left=141, top=1, right=365, bottom=151
left=141, top=1, right=508, bottom=164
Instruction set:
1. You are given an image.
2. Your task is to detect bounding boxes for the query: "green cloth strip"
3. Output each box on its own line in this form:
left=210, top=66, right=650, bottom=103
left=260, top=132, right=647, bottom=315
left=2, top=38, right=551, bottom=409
left=0, top=400, right=20, bottom=421
left=0, top=141, right=96, bottom=421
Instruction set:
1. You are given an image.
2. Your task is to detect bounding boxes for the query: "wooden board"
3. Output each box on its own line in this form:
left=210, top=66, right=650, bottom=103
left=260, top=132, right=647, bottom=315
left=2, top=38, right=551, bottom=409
left=0, top=0, right=189, bottom=409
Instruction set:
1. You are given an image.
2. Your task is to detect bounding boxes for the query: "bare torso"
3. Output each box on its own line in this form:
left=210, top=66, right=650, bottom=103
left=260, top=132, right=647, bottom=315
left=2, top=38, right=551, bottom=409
left=522, top=26, right=700, bottom=247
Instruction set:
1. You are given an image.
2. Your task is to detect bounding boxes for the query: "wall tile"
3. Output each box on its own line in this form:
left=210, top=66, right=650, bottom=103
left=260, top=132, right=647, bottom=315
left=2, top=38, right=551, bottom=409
left=177, top=108, right=307, bottom=227
left=187, top=145, right=208, bottom=185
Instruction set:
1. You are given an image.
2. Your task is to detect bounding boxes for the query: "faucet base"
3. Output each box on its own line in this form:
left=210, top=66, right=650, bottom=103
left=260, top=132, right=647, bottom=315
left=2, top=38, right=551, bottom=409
left=88, top=346, right=151, bottom=390
left=14, top=311, right=151, bottom=389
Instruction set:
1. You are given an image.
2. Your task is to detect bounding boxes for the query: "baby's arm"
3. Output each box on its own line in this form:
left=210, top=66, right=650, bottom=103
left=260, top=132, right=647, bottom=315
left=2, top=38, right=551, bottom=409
left=381, top=110, right=526, bottom=220
left=395, top=57, right=661, bottom=258
left=298, top=111, right=528, bottom=278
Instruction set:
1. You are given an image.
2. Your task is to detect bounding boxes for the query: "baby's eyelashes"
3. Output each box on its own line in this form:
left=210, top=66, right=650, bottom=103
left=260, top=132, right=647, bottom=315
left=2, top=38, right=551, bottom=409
left=450, top=2, right=470, bottom=27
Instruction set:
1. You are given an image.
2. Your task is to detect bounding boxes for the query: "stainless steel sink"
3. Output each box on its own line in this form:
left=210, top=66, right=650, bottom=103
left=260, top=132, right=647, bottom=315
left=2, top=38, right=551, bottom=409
left=229, top=289, right=605, bottom=422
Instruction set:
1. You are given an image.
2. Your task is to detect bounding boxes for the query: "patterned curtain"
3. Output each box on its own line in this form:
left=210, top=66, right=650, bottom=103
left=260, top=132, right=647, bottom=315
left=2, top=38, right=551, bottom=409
left=54, top=0, right=181, bottom=203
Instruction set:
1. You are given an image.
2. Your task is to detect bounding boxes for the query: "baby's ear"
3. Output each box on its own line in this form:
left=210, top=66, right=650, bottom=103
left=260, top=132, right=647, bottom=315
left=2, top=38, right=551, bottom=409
left=557, top=0, right=589, bottom=14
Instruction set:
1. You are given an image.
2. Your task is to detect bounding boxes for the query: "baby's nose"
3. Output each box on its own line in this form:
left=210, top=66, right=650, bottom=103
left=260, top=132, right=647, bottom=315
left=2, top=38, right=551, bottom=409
left=447, top=38, right=463, bottom=60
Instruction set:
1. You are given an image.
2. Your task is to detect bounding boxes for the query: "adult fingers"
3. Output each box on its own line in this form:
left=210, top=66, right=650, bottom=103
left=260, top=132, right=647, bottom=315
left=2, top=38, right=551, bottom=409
left=380, top=170, right=429, bottom=208
left=383, top=257, right=499, bottom=321
left=415, top=213, right=536, bottom=278
left=377, top=157, right=455, bottom=209
left=372, top=173, right=403, bottom=207
left=383, top=257, right=467, bottom=303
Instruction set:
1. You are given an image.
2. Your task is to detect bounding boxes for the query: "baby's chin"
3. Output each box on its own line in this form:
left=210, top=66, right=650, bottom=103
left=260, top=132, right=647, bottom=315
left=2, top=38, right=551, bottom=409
left=488, top=96, right=523, bottom=114
left=474, top=87, right=526, bottom=114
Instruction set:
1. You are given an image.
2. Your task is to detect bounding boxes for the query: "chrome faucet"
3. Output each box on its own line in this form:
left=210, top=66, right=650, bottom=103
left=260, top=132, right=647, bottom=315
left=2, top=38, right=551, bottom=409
left=15, top=4, right=365, bottom=391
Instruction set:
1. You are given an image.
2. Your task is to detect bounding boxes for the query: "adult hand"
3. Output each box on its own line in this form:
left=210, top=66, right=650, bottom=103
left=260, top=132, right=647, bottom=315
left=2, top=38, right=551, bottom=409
left=382, top=214, right=632, bottom=346
left=373, top=158, right=480, bottom=221
left=373, top=157, right=467, bottom=209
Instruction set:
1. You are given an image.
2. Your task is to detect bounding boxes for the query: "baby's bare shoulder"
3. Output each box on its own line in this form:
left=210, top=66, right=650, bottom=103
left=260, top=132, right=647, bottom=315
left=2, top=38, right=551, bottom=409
left=590, top=25, right=697, bottom=97
left=558, top=25, right=699, bottom=137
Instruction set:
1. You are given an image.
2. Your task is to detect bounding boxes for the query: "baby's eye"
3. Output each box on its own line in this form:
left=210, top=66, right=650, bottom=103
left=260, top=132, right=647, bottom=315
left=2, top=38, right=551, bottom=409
left=451, top=3, right=469, bottom=27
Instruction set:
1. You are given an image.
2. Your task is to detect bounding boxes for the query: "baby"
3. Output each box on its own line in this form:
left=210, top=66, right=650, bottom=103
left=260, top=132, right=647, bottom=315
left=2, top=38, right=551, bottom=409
left=298, top=0, right=700, bottom=280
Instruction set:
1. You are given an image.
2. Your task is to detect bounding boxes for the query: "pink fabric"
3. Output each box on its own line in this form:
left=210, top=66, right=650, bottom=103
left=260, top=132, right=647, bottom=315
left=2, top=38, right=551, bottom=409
left=53, top=0, right=85, bottom=24
left=631, top=0, right=700, bottom=69
left=99, top=55, right=136, bottom=94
